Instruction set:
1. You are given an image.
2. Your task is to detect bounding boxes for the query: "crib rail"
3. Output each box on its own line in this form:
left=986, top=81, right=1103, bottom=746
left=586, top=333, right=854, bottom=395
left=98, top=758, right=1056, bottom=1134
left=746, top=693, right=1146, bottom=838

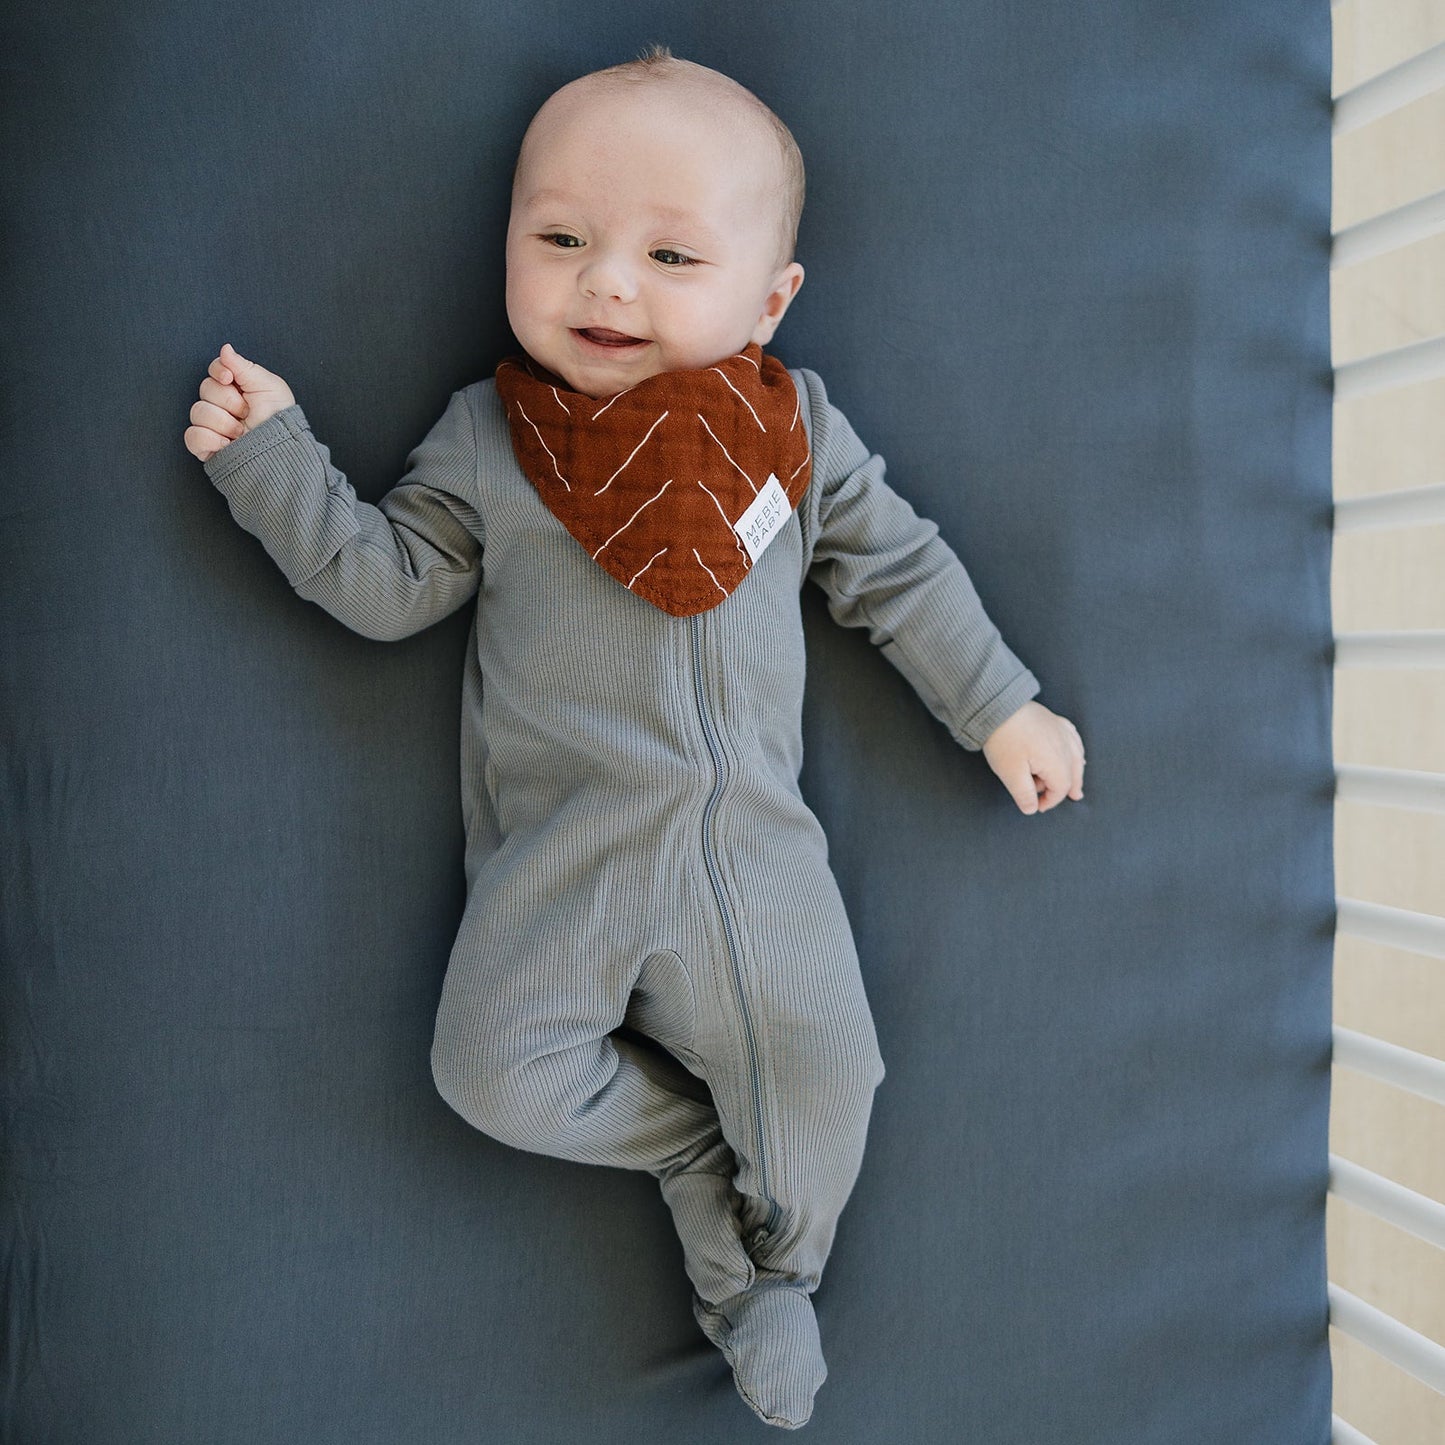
left=1334, top=336, right=1445, bottom=400
left=1329, top=1156, right=1445, bottom=1251
left=1332, top=484, right=1445, bottom=533
left=1329, top=5, right=1445, bottom=1443
left=1334, top=631, right=1445, bottom=667
left=1328, top=1287, right=1445, bottom=1396
left=1332, top=1415, right=1379, bottom=1445
left=1332, top=37, right=1445, bottom=133
left=1332, top=185, right=1445, bottom=266
left=1332, top=1027, right=1445, bottom=1108
left=1333, top=764, right=1445, bottom=814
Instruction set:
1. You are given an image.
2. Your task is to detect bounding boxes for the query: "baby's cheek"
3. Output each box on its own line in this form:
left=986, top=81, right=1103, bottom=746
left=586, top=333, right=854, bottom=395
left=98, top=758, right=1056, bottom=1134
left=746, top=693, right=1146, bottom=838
left=657, top=306, right=742, bottom=374
left=505, top=265, right=552, bottom=335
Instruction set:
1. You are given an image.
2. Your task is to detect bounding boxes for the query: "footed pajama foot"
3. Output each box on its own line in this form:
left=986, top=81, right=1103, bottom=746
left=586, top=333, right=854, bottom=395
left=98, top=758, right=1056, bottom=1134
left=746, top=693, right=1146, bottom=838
left=692, top=1282, right=827, bottom=1429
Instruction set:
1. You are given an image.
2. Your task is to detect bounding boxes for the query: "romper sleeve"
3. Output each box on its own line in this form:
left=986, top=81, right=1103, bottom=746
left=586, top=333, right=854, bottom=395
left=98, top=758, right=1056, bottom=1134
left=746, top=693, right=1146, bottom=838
left=201, top=387, right=484, bottom=641
left=792, top=367, right=1041, bottom=752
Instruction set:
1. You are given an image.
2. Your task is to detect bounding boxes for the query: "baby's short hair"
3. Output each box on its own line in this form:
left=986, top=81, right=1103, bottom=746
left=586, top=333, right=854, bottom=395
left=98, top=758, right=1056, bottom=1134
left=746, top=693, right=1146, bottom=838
left=566, top=44, right=806, bottom=274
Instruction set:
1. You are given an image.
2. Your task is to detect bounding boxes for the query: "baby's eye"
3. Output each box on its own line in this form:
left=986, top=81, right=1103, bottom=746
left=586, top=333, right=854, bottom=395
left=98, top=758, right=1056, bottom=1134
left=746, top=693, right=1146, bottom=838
left=651, top=249, right=699, bottom=267
left=540, top=232, right=583, bottom=249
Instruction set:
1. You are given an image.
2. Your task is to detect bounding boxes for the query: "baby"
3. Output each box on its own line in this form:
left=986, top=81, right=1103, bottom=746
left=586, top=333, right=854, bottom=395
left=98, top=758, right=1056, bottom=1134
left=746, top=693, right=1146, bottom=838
left=185, top=47, right=1084, bottom=1430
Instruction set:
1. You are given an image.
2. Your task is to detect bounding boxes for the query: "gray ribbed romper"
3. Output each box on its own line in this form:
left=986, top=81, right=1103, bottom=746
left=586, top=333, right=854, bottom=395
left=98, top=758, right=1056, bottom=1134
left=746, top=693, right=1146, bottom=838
left=202, top=363, right=1040, bottom=1423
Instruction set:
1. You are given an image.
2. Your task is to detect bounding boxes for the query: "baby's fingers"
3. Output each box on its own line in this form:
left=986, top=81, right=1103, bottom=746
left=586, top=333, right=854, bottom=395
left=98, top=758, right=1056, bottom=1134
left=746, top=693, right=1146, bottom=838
left=1031, top=771, right=1061, bottom=812
left=183, top=423, right=234, bottom=463
left=1028, top=752, right=1078, bottom=813
left=198, top=374, right=248, bottom=420
left=189, top=397, right=245, bottom=442
left=997, top=761, right=1043, bottom=815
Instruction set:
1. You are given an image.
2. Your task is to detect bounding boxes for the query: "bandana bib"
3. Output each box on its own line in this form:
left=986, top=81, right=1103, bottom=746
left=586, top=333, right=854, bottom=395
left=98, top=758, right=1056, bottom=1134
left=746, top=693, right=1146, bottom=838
left=494, top=342, right=812, bottom=617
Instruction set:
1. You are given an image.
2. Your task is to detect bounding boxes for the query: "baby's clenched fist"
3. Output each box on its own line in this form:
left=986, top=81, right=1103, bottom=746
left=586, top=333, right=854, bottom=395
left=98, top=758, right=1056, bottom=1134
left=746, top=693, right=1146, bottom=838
left=184, top=342, right=296, bottom=462
left=981, top=699, right=1086, bottom=815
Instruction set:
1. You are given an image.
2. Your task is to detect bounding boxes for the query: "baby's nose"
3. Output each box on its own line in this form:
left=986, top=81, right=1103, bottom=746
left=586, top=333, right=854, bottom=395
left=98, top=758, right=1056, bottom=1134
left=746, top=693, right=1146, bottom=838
left=578, top=250, right=639, bottom=303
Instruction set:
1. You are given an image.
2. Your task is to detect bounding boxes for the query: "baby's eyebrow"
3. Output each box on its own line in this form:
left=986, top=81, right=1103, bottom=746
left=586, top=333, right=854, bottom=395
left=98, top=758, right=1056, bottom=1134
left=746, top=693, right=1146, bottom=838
left=647, top=205, right=720, bottom=243
left=521, top=187, right=720, bottom=243
left=520, top=187, right=577, bottom=210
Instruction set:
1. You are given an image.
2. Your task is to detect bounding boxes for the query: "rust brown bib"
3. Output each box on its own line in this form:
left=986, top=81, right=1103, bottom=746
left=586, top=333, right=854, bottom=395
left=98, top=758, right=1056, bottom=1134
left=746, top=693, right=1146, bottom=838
left=494, top=342, right=812, bottom=617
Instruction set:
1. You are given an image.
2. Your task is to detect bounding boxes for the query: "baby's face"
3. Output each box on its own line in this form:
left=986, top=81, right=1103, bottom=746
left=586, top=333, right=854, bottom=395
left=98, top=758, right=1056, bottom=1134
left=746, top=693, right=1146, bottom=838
left=505, top=82, right=803, bottom=399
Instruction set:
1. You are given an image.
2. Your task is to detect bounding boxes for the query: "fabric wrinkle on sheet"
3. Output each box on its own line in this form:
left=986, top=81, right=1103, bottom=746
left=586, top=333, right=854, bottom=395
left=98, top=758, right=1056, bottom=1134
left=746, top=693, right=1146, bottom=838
left=201, top=353, right=1041, bottom=1429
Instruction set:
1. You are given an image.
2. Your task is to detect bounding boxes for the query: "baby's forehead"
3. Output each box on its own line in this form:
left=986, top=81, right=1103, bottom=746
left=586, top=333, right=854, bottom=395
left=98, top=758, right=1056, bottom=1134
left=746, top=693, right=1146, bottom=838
left=526, top=76, right=773, bottom=167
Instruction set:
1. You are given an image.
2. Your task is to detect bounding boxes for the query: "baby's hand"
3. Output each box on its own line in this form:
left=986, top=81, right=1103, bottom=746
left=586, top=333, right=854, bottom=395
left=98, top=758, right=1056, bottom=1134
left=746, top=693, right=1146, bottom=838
left=184, top=342, right=297, bottom=462
left=980, top=700, right=1086, bottom=815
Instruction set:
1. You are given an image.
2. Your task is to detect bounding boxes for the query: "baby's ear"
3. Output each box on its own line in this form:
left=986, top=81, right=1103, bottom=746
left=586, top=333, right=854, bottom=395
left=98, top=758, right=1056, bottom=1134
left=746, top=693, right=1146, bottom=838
left=752, top=262, right=805, bottom=345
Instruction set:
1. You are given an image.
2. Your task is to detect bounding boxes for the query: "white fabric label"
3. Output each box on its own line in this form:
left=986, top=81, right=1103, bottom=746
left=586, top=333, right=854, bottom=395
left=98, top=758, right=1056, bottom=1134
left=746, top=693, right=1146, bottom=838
left=733, top=474, right=790, bottom=563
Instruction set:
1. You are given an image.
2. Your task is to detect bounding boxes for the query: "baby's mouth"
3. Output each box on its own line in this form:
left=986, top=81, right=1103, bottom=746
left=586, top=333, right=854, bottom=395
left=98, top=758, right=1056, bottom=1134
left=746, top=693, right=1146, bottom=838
left=574, top=327, right=648, bottom=349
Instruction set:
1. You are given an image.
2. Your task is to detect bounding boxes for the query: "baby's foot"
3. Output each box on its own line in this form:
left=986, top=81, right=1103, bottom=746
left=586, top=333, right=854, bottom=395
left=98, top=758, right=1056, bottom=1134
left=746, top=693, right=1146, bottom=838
left=692, top=1282, right=827, bottom=1429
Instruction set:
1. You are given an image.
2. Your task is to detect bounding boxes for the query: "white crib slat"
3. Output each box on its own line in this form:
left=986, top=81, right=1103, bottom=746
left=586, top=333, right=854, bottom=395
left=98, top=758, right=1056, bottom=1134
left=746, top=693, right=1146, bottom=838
left=1330, top=1414, right=1378, bottom=1445
left=1335, top=763, right=1445, bottom=815
left=1328, top=1284, right=1445, bottom=1394
left=1333, top=1024, right=1445, bottom=1103
left=1332, top=186, right=1445, bottom=267
left=1334, top=334, right=1445, bottom=401
left=1329, top=1154, right=1445, bottom=1251
left=1331, top=1414, right=1378, bottom=1445
left=1333, top=483, right=1445, bottom=532
left=1333, top=631, right=1445, bottom=668
left=1334, top=38, right=1445, bottom=134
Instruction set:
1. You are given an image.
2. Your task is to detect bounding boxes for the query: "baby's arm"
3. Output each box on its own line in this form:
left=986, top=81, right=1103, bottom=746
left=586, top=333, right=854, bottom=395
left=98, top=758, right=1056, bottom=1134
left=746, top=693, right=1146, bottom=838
left=797, top=369, right=1085, bottom=814
left=186, top=345, right=484, bottom=641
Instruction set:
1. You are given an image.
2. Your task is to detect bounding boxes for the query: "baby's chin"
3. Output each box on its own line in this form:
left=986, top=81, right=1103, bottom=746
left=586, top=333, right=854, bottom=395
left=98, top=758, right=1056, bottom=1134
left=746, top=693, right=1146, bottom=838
left=546, top=337, right=667, bottom=398
left=528, top=329, right=756, bottom=398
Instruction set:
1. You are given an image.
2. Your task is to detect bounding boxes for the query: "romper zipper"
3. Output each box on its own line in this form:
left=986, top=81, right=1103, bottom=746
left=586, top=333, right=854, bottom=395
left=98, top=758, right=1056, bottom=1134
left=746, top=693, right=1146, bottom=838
left=689, top=611, right=781, bottom=1242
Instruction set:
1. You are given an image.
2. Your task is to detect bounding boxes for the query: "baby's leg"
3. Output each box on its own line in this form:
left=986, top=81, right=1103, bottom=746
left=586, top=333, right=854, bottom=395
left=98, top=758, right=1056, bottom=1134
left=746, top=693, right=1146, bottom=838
left=431, top=920, right=719, bottom=1176
left=687, top=864, right=887, bottom=1429
left=428, top=876, right=755, bottom=1304
left=696, top=861, right=886, bottom=1290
